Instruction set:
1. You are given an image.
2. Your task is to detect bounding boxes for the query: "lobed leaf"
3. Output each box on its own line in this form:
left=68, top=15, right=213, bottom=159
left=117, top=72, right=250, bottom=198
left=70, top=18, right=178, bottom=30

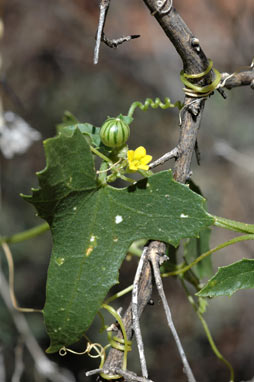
left=24, top=128, right=214, bottom=353
left=197, top=258, right=254, bottom=297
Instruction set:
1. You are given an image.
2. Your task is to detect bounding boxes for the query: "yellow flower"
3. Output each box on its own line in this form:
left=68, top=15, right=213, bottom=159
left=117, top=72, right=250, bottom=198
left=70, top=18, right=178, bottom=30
left=127, top=146, right=152, bottom=171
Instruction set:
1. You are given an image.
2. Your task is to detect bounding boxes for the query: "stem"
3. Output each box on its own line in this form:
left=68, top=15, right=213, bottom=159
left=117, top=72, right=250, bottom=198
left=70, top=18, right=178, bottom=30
left=128, top=239, right=147, bottom=257
left=213, top=215, right=254, bottom=234
left=163, top=234, right=254, bottom=277
left=0, top=223, right=49, bottom=245
left=104, top=285, right=133, bottom=305
left=90, top=145, right=112, bottom=163
left=117, top=174, right=136, bottom=184
left=181, top=280, right=234, bottom=382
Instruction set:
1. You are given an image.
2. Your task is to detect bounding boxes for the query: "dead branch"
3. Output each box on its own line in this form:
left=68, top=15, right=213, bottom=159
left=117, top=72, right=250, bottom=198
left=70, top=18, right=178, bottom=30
left=149, top=146, right=179, bottom=169
left=94, top=0, right=140, bottom=64
left=148, top=245, right=196, bottom=382
left=94, top=0, right=111, bottom=64
left=102, top=33, right=140, bottom=49
left=221, top=70, right=254, bottom=90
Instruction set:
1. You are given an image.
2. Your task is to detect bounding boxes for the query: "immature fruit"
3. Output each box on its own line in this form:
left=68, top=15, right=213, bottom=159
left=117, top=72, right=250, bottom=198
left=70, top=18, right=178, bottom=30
left=100, top=117, right=130, bottom=148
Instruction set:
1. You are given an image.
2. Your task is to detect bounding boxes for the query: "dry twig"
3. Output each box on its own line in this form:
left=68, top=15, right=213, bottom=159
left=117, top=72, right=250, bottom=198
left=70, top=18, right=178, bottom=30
left=94, top=0, right=140, bottom=64
left=149, top=147, right=179, bottom=169
left=94, top=0, right=111, bottom=64
left=149, top=246, right=196, bottom=382
left=132, top=247, right=149, bottom=378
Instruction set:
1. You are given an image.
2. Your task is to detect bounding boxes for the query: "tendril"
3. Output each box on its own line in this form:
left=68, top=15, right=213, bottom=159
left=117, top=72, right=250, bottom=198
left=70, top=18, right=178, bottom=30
left=1, top=242, right=42, bottom=313
left=99, top=303, right=132, bottom=380
left=180, top=59, right=222, bottom=98
left=59, top=341, right=107, bottom=365
left=127, top=97, right=183, bottom=118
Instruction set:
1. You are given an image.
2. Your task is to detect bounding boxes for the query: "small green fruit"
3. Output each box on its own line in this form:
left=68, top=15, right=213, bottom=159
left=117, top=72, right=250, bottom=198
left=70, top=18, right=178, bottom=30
left=100, top=117, right=130, bottom=148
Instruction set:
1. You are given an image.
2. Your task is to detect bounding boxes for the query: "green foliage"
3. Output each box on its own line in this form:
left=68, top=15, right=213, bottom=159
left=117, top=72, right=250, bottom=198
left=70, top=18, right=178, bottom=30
left=23, top=128, right=214, bottom=353
left=59, top=121, right=102, bottom=148
left=197, top=258, right=254, bottom=297
left=184, top=227, right=212, bottom=279
left=184, top=181, right=213, bottom=279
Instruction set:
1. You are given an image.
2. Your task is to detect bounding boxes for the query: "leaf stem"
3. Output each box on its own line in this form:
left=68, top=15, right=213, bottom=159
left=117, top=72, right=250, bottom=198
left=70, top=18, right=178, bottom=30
left=104, top=285, right=133, bottom=305
left=0, top=223, right=49, bottom=245
left=162, top=234, right=254, bottom=277
left=181, top=280, right=234, bottom=382
left=90, top=145, right=112, bottom=163
left=213, top=215, right=254, bottom=234
left=118, top=174, right=136, bottom=184
left=128, top=239, right=147, bottom=257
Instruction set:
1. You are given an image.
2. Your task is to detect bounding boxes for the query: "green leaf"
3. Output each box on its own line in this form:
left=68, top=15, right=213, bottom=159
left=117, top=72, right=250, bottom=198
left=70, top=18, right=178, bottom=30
left=22, top=129, right=97, bottom=223
left=197, top=258, right=254, bottom=297
left=59, top=123, right=102, bottom=148
left=24, top=128, right=214, bottom=353
left=56, top=111, right=79, bottom=130
left=184, top=227, right=213, bottom=279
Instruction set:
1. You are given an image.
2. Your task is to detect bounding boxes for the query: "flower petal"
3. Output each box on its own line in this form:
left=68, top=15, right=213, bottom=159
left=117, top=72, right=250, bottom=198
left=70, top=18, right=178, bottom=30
left=137, top=164, right=149, bottom=170
left=129, top=161, right=138, bottom=171
left=127, top=150, right=134, bottom=161
left=140, top=155, right=152, bottom=165
left=134, top=146, right=146, bottom=160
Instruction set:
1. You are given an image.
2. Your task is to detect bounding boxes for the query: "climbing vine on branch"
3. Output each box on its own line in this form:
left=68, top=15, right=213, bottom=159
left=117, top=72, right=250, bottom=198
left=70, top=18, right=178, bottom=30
left=1, top=1, right=254, bottom=382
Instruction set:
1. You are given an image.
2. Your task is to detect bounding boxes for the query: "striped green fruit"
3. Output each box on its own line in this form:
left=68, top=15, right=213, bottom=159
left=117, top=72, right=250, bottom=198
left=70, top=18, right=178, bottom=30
left=100, top=117, right=130, bottom=148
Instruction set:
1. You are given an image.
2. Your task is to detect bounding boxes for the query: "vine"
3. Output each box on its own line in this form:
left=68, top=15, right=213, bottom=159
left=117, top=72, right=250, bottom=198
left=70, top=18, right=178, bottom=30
left=1, top=1, right=254, bottom=381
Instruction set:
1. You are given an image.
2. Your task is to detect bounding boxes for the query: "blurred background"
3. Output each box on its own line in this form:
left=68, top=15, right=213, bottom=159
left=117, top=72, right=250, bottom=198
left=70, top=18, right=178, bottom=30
left=0, top=0, right=253, bottom=381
